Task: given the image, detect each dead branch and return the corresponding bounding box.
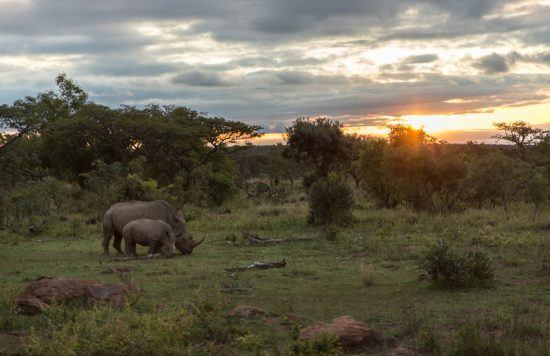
[226,258,286,272]
[242,232,313,245]
[220,287,252,293]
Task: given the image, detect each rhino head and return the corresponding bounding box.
[175,234,206,255]
[171,213,205,255]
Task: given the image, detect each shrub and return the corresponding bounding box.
[417,328,443,355]
[450,324,504,356]
[285,333,344,356]
[307,177,353,226]
[23,294,244,355]
[80,160,125,214]
[420,240,493,288]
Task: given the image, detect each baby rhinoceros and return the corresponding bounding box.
[122,219,176,257]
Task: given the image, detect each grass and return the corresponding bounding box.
[1,196,550,354]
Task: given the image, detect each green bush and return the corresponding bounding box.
[307,177,353,226]
[23,294,244,355]
[420,240,494,288]
[285,333,343,356]
[80,160,125,214]
[450,324,504,356]
[417,328,443,355]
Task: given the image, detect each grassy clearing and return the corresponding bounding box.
[1,197,550,354]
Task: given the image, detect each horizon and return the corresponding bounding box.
[0,0,549,142]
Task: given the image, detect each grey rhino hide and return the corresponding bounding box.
[102,200,203,255]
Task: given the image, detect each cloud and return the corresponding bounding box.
[402,54,439,65]
[0,0,548,133]
[474,53,510,74]
[171,69,230,87]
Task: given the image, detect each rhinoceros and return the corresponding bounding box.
[102,200,204,255]
[123,219,175,257]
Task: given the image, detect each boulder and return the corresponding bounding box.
[299,315,384,350]
[16,277,140,315]
[227,305,265,318]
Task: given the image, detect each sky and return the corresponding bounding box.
[0,0,549,143]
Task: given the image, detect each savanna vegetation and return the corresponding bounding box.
[1,76,549,355]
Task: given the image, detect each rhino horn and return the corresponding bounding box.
[192,234,206,248]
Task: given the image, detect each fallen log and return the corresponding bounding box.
[226,259,286,272]
[243,232,313,245]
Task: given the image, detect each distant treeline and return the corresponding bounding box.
[1,75,549,232]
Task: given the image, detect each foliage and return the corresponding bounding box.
[493,121,550,160]
[450,324,505,356]
[387,124,435,147]
[285,333,344,356]
[0,75,262,208]
[23,296,243,355]
[80,160,126,214]
[359,136,398,208]
[0,176,71,232]
[359,127,467,212]
[284,117,352,181]
[232,144,307,187]
[420,240,494,288]
[417,328,443,355]
[463,150,547,209]
[307,176,354,226]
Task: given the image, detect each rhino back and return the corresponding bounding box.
[107,200,175,234]
[124,219,168,245]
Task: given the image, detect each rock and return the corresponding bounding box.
[391,346,417,356]
[16,296,50,315]
[299,316,384,350]
[227,305,265,318]
[16,277,140,315]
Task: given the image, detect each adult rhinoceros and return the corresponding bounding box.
[102,200,204,255]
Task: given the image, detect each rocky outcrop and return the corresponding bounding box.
[299,315,384,350]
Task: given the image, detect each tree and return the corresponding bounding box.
[493,121,549,160]
[284,118,352,183]
[1,75,263,207]
[358,126,467,212]
[199,116,262,153]
[464,150,536,209]
[0,73,86,156]
[358,136,398,207]
[387,124,434,148]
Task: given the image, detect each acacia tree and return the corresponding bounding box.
[493,121,549,160]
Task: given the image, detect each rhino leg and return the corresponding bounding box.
[102,227,113,255]
[113,231,124,255]
[125,238,137,256]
